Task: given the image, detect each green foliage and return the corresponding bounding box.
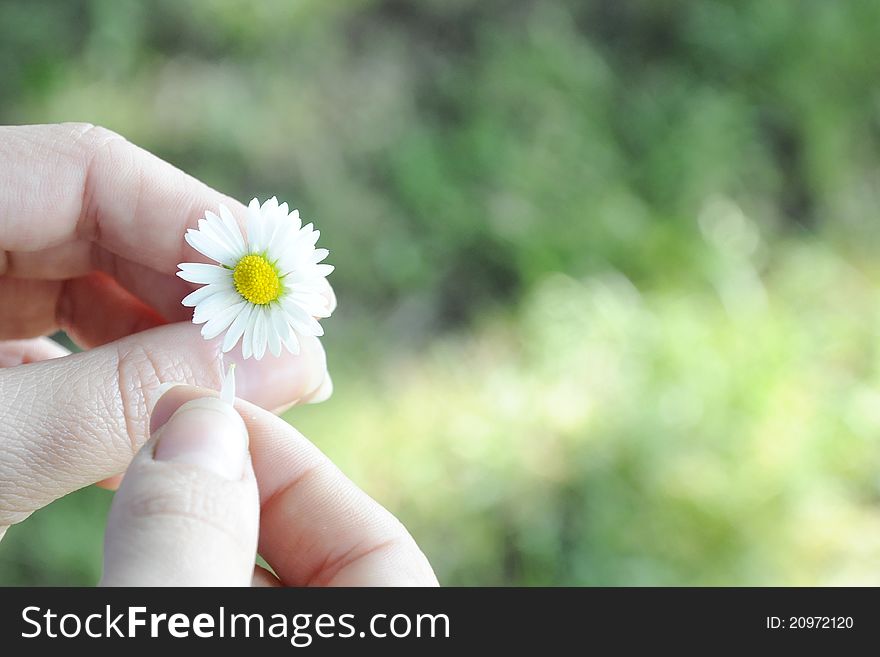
[2,0,880,585]
[295,239,880,585]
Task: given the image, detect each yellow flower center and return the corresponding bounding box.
[232,254,282,305]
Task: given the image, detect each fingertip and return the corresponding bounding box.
[96,473,124,491]
[305,372,333,405]
[229,334,327,410]
[0,337,71,367]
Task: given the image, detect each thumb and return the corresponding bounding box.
[101,392,258,586]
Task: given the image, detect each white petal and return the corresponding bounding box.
[182,283,227,308]
[242,308,256,360]
[177,263,231,285]
[314,263,334,277]
[185,229,237,266]
[267,306,283,357]
[193,290,241,324]
[220,364,236,405]
[266,218,297,263]
[311,248,329,263]
[288,290,327,305]
[288,278,330,294]
[199,212,240,255]
[203,211,244,258]
[261,196,279,216]
[277,239,316,275]
[314,277,337,315]
[201,301,247,340]
[289,291,331,318]
[288,209,302,231]
[281,298,311,322]
[218,205,247,254]
[270,303,292,339]
[253,308,268,360]
[247,198,264,251]
[280,321,301,355]
[282,299,324,336]
[248,219,265,253]
[184,224,233,261]
[296,316,324,337]
[222,303,254,353]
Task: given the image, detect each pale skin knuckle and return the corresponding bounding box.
[112,342,164,454]
[124,476,235,524]
[111,338,218,453]
[113,340,187,452]
[58,123,126,168]
[69,123,124,153]
[73,123,130,240]
[65,121,98,140]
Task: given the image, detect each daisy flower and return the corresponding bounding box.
[177,197,334,360]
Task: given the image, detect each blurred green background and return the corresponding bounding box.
[3,0,880,585]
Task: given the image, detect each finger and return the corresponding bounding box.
[0,277,61,339]
[0,123,247,274]
[58,274,168,348]
[0,337,70,367]
[97,252,198,322]
[250,402,436,586]
[4,245,336,327]
[95,474,124,491]
[0,273,166,346]
[0,321,328,528]
[3,240,93,279]
[301,372,333,405]
[0,123,246,322]
[312,277,338,316]
[101,396,258,586]
[3,242,193,323]
[152,388,438,586]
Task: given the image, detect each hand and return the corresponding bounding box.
[0,124,331,540]
[101,386,438,586]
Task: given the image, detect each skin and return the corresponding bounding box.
[0,123,437,585]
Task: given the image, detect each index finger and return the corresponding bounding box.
[0,123,244,271]
[0,123,246,320]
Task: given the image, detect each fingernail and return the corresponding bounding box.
[153,398,248,480]
[306,372,333,404]
[150,385,198,434]
[150,382,186,419]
